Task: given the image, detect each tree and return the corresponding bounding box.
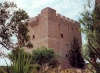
[12,9,33,48]
[79,0,100,69]
[8,47,32,62]
[93,0,100,47]
[79,0,95,65]
[32,47,59,69]
[80,0,100,72]
[0,48,38,73]
[84,44,100,73]
[0,1,17,50]
[0,1,33,51]
[79,0,94,45]
[68,37,85,68]
[82,44,90,59]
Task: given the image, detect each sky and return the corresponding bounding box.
[0,0,88,21]
[0,0,95,65]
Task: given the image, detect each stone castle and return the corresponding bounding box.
[96,0,100,6]
[26,7,82,69]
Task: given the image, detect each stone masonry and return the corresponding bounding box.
[25,7,82,69]
[96,0,100,6]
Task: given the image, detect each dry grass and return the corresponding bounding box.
[39,68,93,73]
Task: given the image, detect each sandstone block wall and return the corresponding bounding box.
[96,0,100,6]
[26,7,82,69]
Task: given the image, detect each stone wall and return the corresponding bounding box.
[96,0,100,6]
[26,7,82,69]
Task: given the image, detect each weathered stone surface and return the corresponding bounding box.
[96,0,100,6]
[26,7,82,69]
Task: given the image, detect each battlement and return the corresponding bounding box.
[41,7,56,17]
[41,7,79,23]
[29,7,79,26]
[29,16,39,27]
[41,7,56,13]
[29,7,80,29]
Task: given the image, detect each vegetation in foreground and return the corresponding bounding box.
[80,0,100,73]
[0,48,37,73]
[0,0,100,73]
[68,37,85,69]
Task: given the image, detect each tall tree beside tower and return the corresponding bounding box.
[68,37,85,69]
[0,1,33,57]
[0,1,17,50]
[0,1,33,50]
[79,0,100,71]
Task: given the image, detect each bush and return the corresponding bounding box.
[0,48,37,73]
[32,47,59,69]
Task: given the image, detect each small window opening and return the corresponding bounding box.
[66,54,67,57]
[61,34,63,38]
[59,24,60,25]
[99,30,100,33]
[72,28,73,30]
[66,44,68,45]
[33,35,35,39]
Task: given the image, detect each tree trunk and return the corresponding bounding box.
[91,56,97,70]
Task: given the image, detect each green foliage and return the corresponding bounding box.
[84,44,100,73]
[8,47,59,73]
[26,42,33,48]
[12,9,33,48]
[92,5,100,47]
[68,37,85,68]
[0,1,33,51]
[0,48,38,73]
[0,66,11,73]
[0,1,17,50]
[8,48,31,62]
[32,47,59,68]
[82,44,90,59]
[80,0,100,72]
[80,0,100,58]
[79,0,94,44]
[11,9,29,22]
[79,0,97,46]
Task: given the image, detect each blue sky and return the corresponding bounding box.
[0,0,95,65]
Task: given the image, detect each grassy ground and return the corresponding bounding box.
[0,66,93,73]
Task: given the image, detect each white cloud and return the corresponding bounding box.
[10,0,88,21]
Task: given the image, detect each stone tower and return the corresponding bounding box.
[96,0,100,6]
[26,7,82,69]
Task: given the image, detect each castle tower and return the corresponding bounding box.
[26,7,82,69]
[96,0,100,6]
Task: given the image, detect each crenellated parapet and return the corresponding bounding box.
[29,7,79,27]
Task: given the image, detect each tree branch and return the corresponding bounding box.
[0,41,9,50]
